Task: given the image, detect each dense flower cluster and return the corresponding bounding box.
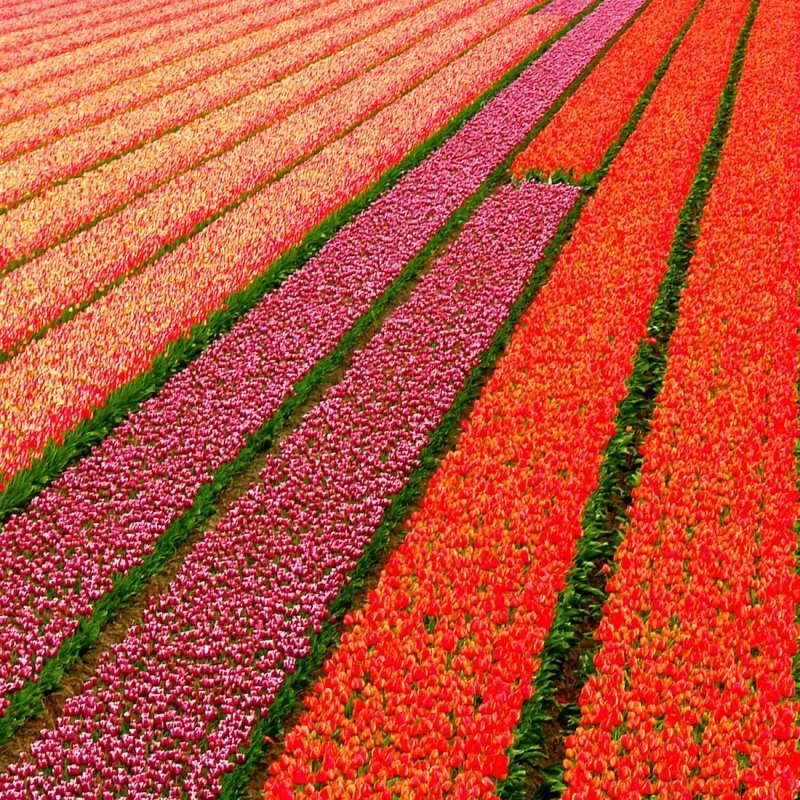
[0,0,288,124]
[0,0,390,160]
[262,0,752,794]
[511,0,698,180]
[0,0,283,95]
[563,0,800,795]
[0,181,577,799]
[0,0,589,489]
[0,0,467,269]
[0,30,573,725]
[0,0,399,203]
[0,0,536,351]
[0,0,229,73]
[0,0,290,99]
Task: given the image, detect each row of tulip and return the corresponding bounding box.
[0,0,381,201]
[0,0,184,50]
[0,0,292,124]
[0,0,286,94]
[0,0,242,73]
[511,0,698,182]
[0,0,120,28]
[0,0,583,731]
[563,0,800,794]
[0,0,540,356]
[0,180,578,800]
[260,0,753,794]
[0,0,603,742]
[0,0,381,162]
[0,0,601,494]
[0,0,510,276]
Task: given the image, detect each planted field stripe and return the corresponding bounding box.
[0,0,323,96]
[0,0,176,29]
[0,181,576,799]
[0,0,453,272]
[0,0,244,72]
[0,0,375,187]
[0,0,389,160]
[261,0,755,794]
[0,0,507,281]
[0,0,186,50]
[511,0,698,181]
[0,13,559,487]
[0,0,315,125]
[0,0,591,745]
[0,0,538,355]
[563,0,800,795]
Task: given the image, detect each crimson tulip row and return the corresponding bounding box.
[0,0,293,125]
[0,180,577,800]
[0,0,595,493]
[563,0,800,794]
[511,0,698,182]
[0,0,516,280]
[0,0,288,94]
[0,0,387,162]
[0,0,596,740]
[0,0,379,201]
[260,0,754,794]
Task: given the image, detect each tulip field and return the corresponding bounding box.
[0,0,797,797]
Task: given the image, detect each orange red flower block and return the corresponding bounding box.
[563,0,800,795]
[263,0,752,796]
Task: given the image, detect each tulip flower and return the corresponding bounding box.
[564,0,800,794]
[0,180,576,797]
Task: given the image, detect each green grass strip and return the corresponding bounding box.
[0,0,592,525]
[496,1,761,796]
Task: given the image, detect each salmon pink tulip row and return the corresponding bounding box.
[0,28,582,725]
[0,0,293,94]
[0,0,523,282]
[563,0,800,795]
[0,0,400,161]
[0,180,577,799]
[0,0,607,491]
[512,0,698,181]
[0,0,139,33]
[0,0,388,199]
[261,0,755,795]
[0,0,246,74]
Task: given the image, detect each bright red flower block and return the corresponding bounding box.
[564,0,800,796]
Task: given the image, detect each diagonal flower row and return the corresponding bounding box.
[0,0,612,492]
[511,0,697,181]
[0,0,289,125]
[563,0,800,794]
[0,0,377,199]
[0,180,578,800]
[0,0,595,739]
[261,0,754,794]
[0,0,532,346]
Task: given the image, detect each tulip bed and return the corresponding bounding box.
[0,0,479,271]
[1,0,797,797]
[0,0,541,353]
[0,180,578,798]
[562,0,800,794]
[511,0,698,183]
[261,0,759,794]
[0,0,627,495]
